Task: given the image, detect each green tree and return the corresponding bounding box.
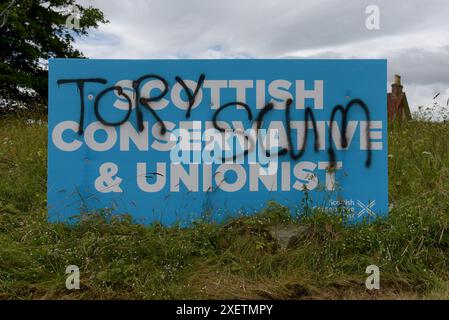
[0,0,107,113]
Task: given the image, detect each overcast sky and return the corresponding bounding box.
[74,0,449,112]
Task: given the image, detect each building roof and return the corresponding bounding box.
[387,75,411,121]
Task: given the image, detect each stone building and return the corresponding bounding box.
[387,74,411,121]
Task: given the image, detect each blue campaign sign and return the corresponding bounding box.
[48,59,387,225]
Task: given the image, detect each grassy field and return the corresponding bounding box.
[1,113,449,299]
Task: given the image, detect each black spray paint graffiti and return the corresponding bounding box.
[133,74,168,133]
[328,99,372,167]
[57,73,372,168]
[255,99,320,160]
[94,85,132,127]
[56,78,107,135]
[175,73,205,119]
[212,101,254,162]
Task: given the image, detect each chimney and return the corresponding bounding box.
[392,74,403,97]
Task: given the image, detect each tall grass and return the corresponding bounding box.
[0,113,449,299]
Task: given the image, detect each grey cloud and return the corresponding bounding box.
[388,45,449,86]
[79,0,449,57]
[74,0,449,104]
